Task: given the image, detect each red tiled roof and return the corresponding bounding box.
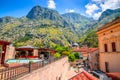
[69,70,98,80]
[73,47,98,53]
[73,47,91,53]
[73,46,98,57]
[106,72,120,80]
[82,53,88,57]
[89,48,98,52]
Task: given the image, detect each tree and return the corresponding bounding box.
[68,53,75,62]
[74,52,80,59]
[54,53,61,58]
[54,45,72,55]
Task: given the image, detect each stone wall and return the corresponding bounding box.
[18,57,70,80]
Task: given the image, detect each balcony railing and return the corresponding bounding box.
[0,56,65,80]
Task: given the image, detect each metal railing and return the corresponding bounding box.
[0,56,65,80]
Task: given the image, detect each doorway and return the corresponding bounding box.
[105,62,109,72]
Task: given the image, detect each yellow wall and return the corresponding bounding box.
[100,53,120,72]
[97,18,120,72]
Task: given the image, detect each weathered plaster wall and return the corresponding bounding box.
[18,57,70,80]
[97,18,120,72]
[5,45,15,61]
[100,53,120,72]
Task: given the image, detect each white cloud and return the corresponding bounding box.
[85,4,99,16]
[65,9,75,13]
[85,0,120,20]
[93,12,102,20]
[48,0,56,9]
[100,0,120,12]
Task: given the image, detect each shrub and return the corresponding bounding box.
[74,52,80,59]
[62,51,71,56]
[68,53,75,62]
[54,53,61,58]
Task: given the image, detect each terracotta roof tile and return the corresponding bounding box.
[69,70,98,80]
[73,47,98,56]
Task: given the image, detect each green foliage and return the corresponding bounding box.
[54,45,72,55]
[99,8,120,21]
[0,6,120,49]
[54,53,61,58]
[74,52,80,59]
[62,51,71,56]
[54,45,65,53]
[68,52,83,62]
[62,13,92,36]
[79,30,98,47]
[68,53,75,62]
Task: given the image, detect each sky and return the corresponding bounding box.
[0,0,120,20]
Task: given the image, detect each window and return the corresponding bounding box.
[104,44,108,52]
[105,62,109,72]
[112,42,116,52]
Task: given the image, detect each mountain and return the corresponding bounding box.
[26,6,74,29]
[99,8,120,21]
[0,5,120,48]
[79,8,120,47]
[0,5,79,48]
[27,5,61,20]
[62,13,90,23]
[62,13,94,36]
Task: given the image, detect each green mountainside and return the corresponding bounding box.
[0,6,78,48]
[62,13,93,36]
[79,8,120,47]
[99,8,120,21]
[0,5,120,48]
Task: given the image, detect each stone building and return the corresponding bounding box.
[88,48,99,70]
[97,17,120,72]
[73,46,99,70]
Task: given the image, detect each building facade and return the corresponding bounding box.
[97,18,120,72]
[73,46,99,70]
[5,45,16,61]
[88,48,99,70]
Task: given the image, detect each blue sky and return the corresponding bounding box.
[0,0,120,19]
